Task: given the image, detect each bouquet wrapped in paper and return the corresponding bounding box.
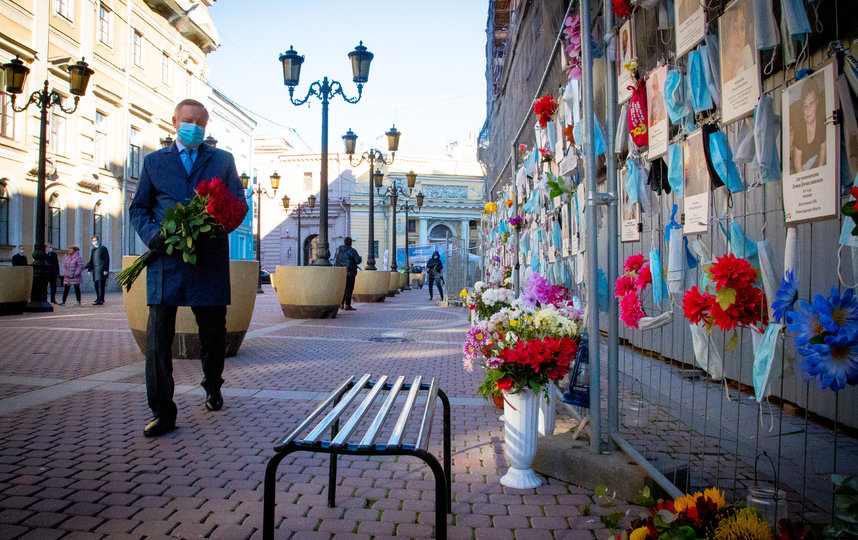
[116,178,246,291]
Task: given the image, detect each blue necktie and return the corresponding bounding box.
[181,148,195,174]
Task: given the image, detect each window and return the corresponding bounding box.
[0,90,15,139]
[161,52,172,86]
[0,183,8,245]
[92,201,103,240]
[55,0,72,20]
[407,219,416,234]
[98,4,112,46]
[132,31,143,66]
[48,194,62,249]
[129,126,140,179]
[50,113,67,156]
[185,70,192,97]
[303,172,312,190]
[95,112,108,169]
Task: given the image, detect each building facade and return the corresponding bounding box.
[0,0,254,287]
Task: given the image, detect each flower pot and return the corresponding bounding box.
[538,384,556,437]
[491,394,504,409]
[386,271,399,297]
[0,266,33,315]
[398,272,408,290]
[410,273,424,289]
[273,265,346,319]
[122,256,258,358]
[500,388,543,489]
[352,270,388,303]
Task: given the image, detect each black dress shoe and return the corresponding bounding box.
[205,388,224,411]
[143,418,176,438]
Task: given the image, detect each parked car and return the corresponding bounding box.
[259,270,271,285]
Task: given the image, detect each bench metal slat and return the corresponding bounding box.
[414,378,439,451]
[329,375,389,448]
[277,375,355,448]
[303,373,372,444]
[387,375,423,448]
[357,375,405,450]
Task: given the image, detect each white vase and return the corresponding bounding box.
[500,388,543,489]
[538,384,556,437]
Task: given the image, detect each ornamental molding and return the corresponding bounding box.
[421,184,467,199]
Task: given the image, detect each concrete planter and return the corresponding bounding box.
[0,266,33,315]
[398,272,408,291]
[352,270,388,303]
[274,265,346,319]
[386,271,400,297]
[122,256,259,358]
[409,273,424,289]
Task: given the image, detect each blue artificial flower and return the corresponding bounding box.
[771,270,798,324]
[797,329,858,391]
[816,286,858,334]
[787,299,824,346]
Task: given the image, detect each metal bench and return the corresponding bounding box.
[262,374,451,539]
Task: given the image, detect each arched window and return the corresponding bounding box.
[93,201,103,241]
[47,193,62,248]
[0,182,8,245]
[428,224,453,244]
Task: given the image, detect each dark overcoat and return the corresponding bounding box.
[129,142,248,307]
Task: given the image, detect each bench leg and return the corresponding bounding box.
[263,450,291,540]
[415,452,448,540]
[328,451,338,508]
[439,389,452,513]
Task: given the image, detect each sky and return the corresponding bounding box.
[206,1,489,158]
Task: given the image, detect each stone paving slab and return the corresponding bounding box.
[0,287,624,539]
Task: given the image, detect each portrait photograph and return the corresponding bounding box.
[617,19,636,104]
[782,62,839,225]
[719,0,761,124]
[675,0,706,57]
[620,168,641,242]
[684,130,710,235]
[647,66,669,159]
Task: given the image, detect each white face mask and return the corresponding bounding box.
[92,242,98,248]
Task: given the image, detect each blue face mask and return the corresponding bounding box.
[708,130,745,193]
[664,69,690,124]
[667,143,684,196]
[177,122,205,147]
[688,49,713,113]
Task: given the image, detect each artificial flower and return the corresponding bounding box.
[787,300,825,346]
[509,216,524,230]
[624,253,646,273]
[710,285,764,332]
[798,330,858,391]
[708,253,758,290]
[771,270,798,324]
[563,124,576,145]
[534,95,558,128]
[484,201,498,214]
[612,0,632,18]
[703,487,726,509]
[615,275,636,298]
[505,199,513,208]
[683,286,714,325]
[620,292,645,328]
[518,143,527,159]
[496,375,514,392]
[815,286,858,333]
[629,527,649,540]
[712,507,774,540]
[635,264,652,288]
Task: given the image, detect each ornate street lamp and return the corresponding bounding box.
[343,124,400,271]
[204,134,218,147]
[378,171,422,273]
[241,171,279,293]
[160,134,174,148]
[282,193,316,266]
[2,57,94,312]
[279,42,373,266]
[398,183,424,289]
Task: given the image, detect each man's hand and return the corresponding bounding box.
[149,235,167,251]
[103,271,108,276]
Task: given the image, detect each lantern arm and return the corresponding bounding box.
[329,79,362,104]
[288,80,323,107]
[53,92,80,114]
[10,82,80,114]
[348,148,393,168]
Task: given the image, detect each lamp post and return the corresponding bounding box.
[160,134,173,148]
[281,193,317,266]
[398,187,424,289]
[279,42,373,265]
[240,171,280,293]
[378,170,418,272]
[2,57,94,313]
[342,124,400,270]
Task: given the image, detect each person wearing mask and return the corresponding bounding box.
[426,251,444,301]
[334,237,362,311]
[46,243,60,304]
[86,236,110,305]
[61,246,83,306]
[130,98,248,438]
[11,245,27,266]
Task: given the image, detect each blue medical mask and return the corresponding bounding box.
[650,247,665,303]
[625,159,640,204]
[754,0,780,50]
[708,130,744,193]
[177,122,205,147]
[688,49,713,113]
[664,69,690,125]
[782,0,810,40]
[667,143,684,196]
[753,323,783,402]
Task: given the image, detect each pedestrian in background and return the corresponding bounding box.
[61,245,83,306]
[130,98,248,438]
[86,235,110,305]
[12,245,27,266]
[426,251,444,301]
[46,243,60,304]
[334,237,362,311]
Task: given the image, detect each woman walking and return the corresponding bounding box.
[61,245,83,306]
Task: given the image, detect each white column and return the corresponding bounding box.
[418,218,428,245]
[460,218,470,250]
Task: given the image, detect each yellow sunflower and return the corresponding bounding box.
[673,493,698,513]
[629,526,649,540]
[703,487,726,509]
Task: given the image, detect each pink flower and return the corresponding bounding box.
[624,254,646,273]
[620,292,645,328]
[636,265,652,288]
[615,275,636,298]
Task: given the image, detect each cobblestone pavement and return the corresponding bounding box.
[0,287,630,539]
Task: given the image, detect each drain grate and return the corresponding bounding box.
[366,337,411,343]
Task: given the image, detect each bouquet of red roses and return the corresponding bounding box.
[116,178,246,291]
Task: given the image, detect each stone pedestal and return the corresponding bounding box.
[274,265,346,319]
[352,270,388,303]
[386,271,399,297]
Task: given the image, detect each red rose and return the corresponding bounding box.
[496,375,514,392]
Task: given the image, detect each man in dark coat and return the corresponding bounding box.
[129,98,248,438]
[11,245,27,266]
[426,251,444,301]
[334,237,362,310]
[87,236,110,305]
[46,243,60,304]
